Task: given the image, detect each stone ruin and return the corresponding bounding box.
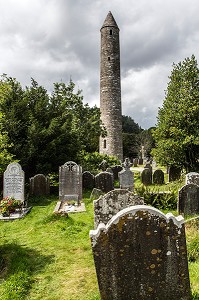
[90,205,191,300]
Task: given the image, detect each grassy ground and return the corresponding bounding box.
[0,178,198,299]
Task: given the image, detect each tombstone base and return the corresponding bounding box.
[0,207,32,220]
[54,201,86,214]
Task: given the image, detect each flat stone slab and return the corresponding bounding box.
[0,207,32,220]
[54,201,86,214]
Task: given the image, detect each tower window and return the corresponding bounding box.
[110,29,112,35]
[108,57,110,61]
[104,139,106,149]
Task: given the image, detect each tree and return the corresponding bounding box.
[152,55,199,172]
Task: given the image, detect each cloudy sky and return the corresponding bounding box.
[0,0,199,129]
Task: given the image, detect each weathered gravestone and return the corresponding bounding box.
[141,168,152,185]
[90,205,191,300]
[82,171,95,190]
[185,172,199,186]
[153,169,164,185]
[3,162,25,202]
[95,172,114,193]
[178,183,199,216]
[59,161,82,204]
[168,165,181,182]
[93,189,144,229]
[30,174,50,196]
[119,158,134,191]
[111,165,123,180]
[133,158,138,167]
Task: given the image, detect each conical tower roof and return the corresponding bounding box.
[101,11,119,29]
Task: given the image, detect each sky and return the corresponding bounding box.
[0,0,199,129]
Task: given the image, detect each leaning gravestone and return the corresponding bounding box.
[95,172,114,193]
[3,162,25,202]
[59,161,82,204]
[119,158,134,191]
[185,172,199,186]
[90,205,191,300]
[153,169,164,185]
[141,168,152,185]
[178,183,199,216]
[168,165,181,182]
[30,174,50,196]
[93,189,144,229]
[82,171,95,190]
[111,165,123,180]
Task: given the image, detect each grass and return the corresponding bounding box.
[0,176,198,299]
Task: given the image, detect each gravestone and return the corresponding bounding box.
[168,166,181,182]
[119,158,134,191]
[144,162,152,173]
[99,160,108,171]
[30,174,50,196]
[111,165,123,180]
[185,172,199,186]
[153,169,164,185]
[138,158,143,165]
[90,205,191,300]
[141,168,152,185]
[3,162,25,202]
[95,172,114,193]
[59,161,82,204]
[93,189,144,229]
[178,183,199,216]
[82,171,95,190]
[133,158,138,167]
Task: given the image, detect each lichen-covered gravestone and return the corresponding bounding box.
[119,158,134,191]
[153,169,164,185]
[185,172,199,185]
[95,172,114,193]
[90,205,191,300]
[30,174,50,196]
[82,171,95,190]
[141,168,152,185]
[3,162,25,202]
[93,189,144,228]
[178,183,199,216]
[59,161,82,204]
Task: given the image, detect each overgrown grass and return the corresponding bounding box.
[0,178,198,299]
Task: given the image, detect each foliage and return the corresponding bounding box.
[122,115,142,134]
[123,133,140,159]
[152,55,199,172]
[138,127,156,158]
[0,197,22,215]
[78,151,120,173]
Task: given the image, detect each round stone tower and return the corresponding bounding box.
[99,11,123,161]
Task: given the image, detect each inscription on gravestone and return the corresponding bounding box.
[3,162,25,202]
[90,205,191,300]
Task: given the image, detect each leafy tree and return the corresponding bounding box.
[122,115,142,134]
[152,55,199,172]
[139,127,155,158]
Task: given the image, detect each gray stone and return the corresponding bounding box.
[30,174,50,196]
[82,171,95,190]
[119,168,134,191]
[93,189,144,229]
[168,166,181,182]
[185,172,199,185]
[95,172,114,193]
[153,169,164,185]
[178,183,199,216]
[111,165,123,180]
[141,168,152,186]
[59,161,82,204]
[3,162,25,202]
[90,205,191,300]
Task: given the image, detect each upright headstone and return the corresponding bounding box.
[111,165,123,180]
[94,189,144,229]
[141,168,152,186]
[82,171,95,190]
[138,158,143,165]
[119,158,134,191]
[59,161,82,204]
[185,172,199,186]
[153,169,164,185]
[3,162,25,202]
[133,158,138,167]
[168,166,181,182]
[144,162,152,173]
[90,205,191,300]
[30,174,50,196]
[95,172,114,193]
[178,183,199,216]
